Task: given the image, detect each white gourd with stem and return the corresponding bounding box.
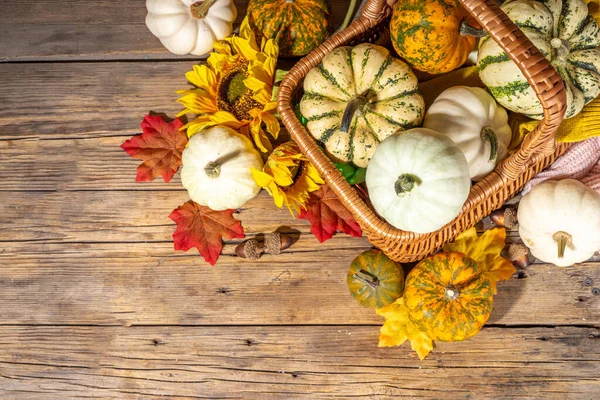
[146,0,237,56]
[366,128,471,234]
[518,179,600,267]
[423,86,512,181]
[180,126,263,211]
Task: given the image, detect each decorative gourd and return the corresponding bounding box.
[389,0,477,74]
[180,126,263,210]
[145,0,237,56]
[423,86,512,181]
[478,0,600,119]
[300,43,424,168]
[518,179,600,267]
[347,249,405,309]
[366,128,471,234]
[247,0,332,57]
[404,252,494,342]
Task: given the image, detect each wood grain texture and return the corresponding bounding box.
[0,0,354,61]
[0,325,599,399]
[0,237,598,326]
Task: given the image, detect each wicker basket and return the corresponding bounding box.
[278,0,570,263]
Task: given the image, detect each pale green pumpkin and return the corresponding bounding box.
[478,0,600,119]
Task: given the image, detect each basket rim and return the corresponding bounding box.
[277,0,568,246]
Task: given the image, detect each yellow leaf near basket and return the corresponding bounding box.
[443,227,516,295]
[376,297,434,360]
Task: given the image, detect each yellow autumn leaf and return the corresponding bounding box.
[376,297,434,360]
[443,227,516,294]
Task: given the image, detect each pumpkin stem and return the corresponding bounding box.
[337,0,358,32]
[340,94,368,133]
[204,161,221,179]
[395,174,417,196]
[190,0,217,19]
[552,231,573,259]
[459,20,487,37]
[445,285,460,301]
[353,269,380,289]
[551,38,571,61]
[480,126,499,164]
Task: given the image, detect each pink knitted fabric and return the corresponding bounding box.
[522,137,600,195]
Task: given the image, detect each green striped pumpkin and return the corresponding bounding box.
[300,44,425,168]
[478,0,600,119]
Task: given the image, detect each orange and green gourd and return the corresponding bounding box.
[347,249,405,309]
[389,0,478,74]
[247,0,332,57]
[404,252,494,342]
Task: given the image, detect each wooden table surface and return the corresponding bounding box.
[1,0,599,398]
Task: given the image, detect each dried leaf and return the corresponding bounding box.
[377,297,434,360]
[122,115,187,182]
[169,201,244,266]
[297,184,362,242]
[443,227,516,294]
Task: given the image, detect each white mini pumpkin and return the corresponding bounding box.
[146,0,237,56]
[181,126,263,210]
[366,128,471,234]
[477,0,600,119]
[300,43,424,168]
[518,179,600,267]
[423,86,512,181]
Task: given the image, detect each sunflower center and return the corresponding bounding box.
[226,72,247,104]
[282,161,307,192]
[217,61,262,121]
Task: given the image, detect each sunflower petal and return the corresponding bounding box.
[261,112,280,139]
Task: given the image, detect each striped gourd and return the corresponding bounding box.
[247,0,331,57]
[300,44,425,168]
[478,0,600,119]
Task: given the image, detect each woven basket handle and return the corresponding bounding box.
[361,0,567,181]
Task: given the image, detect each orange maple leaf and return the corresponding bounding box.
[122,115,187,182]
[169,201,245,266]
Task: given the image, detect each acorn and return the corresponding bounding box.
[235,232,293,259]
[490,207,518,229]
[508,244,530,269]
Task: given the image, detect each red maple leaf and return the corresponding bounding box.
[298,185,362,243]
[121,115,187,182]
[169,201,245,266]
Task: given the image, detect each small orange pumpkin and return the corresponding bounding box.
[247,0,332,57]
[404,252,493,342]
[347,249,405,309]
[389,0,477,74]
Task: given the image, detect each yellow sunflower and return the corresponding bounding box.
[251,141,324,215]
[176,17,279,153]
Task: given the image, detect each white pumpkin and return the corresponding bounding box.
[146,0,237,56]
[181,126,263,210]
[478,0,600,119]
[518,179,600,267]
[423,86,512,181]
[300,43,424,168]
[366,128,471,234]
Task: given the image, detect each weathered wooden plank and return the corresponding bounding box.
[0,325,599,399]
[0,238,598,326]
[0,131,294,191]
[0,0,354,61]
[0,190,334,239]
[0,62,187,140]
